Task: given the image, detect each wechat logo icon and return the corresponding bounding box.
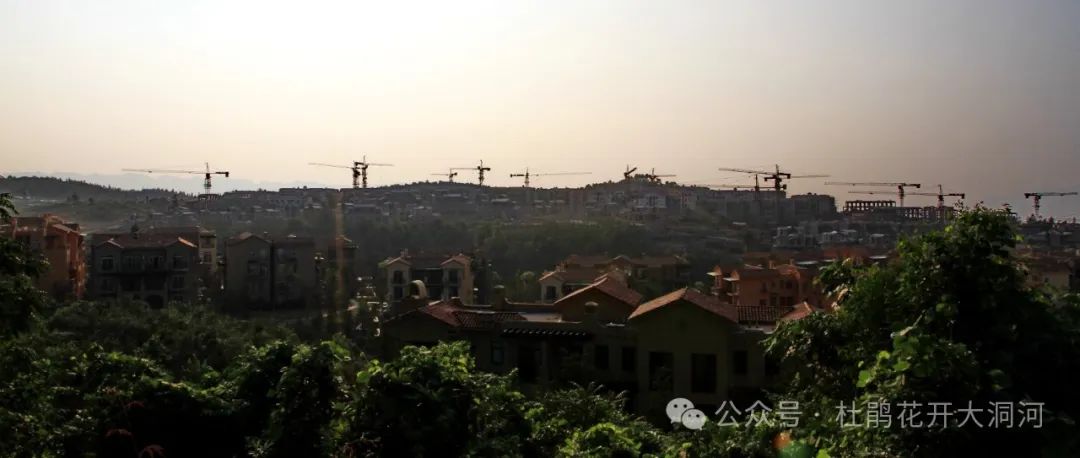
[666,398,708,430]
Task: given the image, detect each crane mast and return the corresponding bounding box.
[509,168,591,188]
[827,181,921,206]
[453,160,492,186]
[1024,192,1078,219]
[121,162,230,194]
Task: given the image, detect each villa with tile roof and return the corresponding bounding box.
[381,275,815,420]
[87,226,203,306]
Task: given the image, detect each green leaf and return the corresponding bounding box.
[857,369,873,388]
[893,360,911,372]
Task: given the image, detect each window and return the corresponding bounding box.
[648,352,674,391]
[733,350,749,376]
[150,256,164,270]
[491,342,505,366]
[447,269,460,284]
[691,354,718,393]
[171,276,185,290]
[594,345,609,370]
[172,255,188,269]
[545,286,557,301]
[392,270,404,284]
[201,252,212,264]
[123,256,140,271]
[393,286,404,300]
[101,256,115,272]
[621,347,636,373]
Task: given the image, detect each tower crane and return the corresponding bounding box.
[1024,192,1078,219]
[122,162,230,194]
[509,168,591,187]
[431,170,458,183]
[719,165,828,193]
[707,184,759,191]
[909,185,965,209]
[826,181,921,206]
[621,165,674,183]
[717,164,829,224]
[703,174,763,192]
[643,168,675,184]
[452,160,492,186]
[309,156,392,189]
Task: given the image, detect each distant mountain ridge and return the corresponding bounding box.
[2,172,338,198]
[0,175,186,201]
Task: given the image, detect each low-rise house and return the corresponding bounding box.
[547,253,691,297]
[628,288,769,417]
[538,266,628,303]
[1,214,86,300]
[87,226,202,306]
[711,261,825,309]
[325,235,361,298]
[224,233,317,310]
[380,251,476,306]
[382,278,812,420]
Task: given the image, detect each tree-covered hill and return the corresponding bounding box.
[0,175,186,202]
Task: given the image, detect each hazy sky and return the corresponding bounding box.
[2,1,1079,216]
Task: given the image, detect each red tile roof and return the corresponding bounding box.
[779,302,818,322]
[414,302,525,329]
[93,233,197,249]
[731,268,783,280]
[556,276,643,307]
[563,254,688,268]
[539,267,607,284]
[440,254,472,266]
[736,305,789,324]
[629,288,737,322]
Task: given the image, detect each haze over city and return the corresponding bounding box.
[3,0,1079,216]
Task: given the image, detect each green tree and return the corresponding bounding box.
[767,208,1080,456]
[340,342,531,457]
[0,193,47,335]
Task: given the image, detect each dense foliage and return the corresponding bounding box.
[767,208,1080,456]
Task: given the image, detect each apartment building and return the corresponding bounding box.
[1,214,86,300]
[224,233,317,310]
[87,227,202,306]
[380,251,476,306]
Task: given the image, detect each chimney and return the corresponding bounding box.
[492,285,507,310]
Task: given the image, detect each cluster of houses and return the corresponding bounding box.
[6,210,1080,419]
